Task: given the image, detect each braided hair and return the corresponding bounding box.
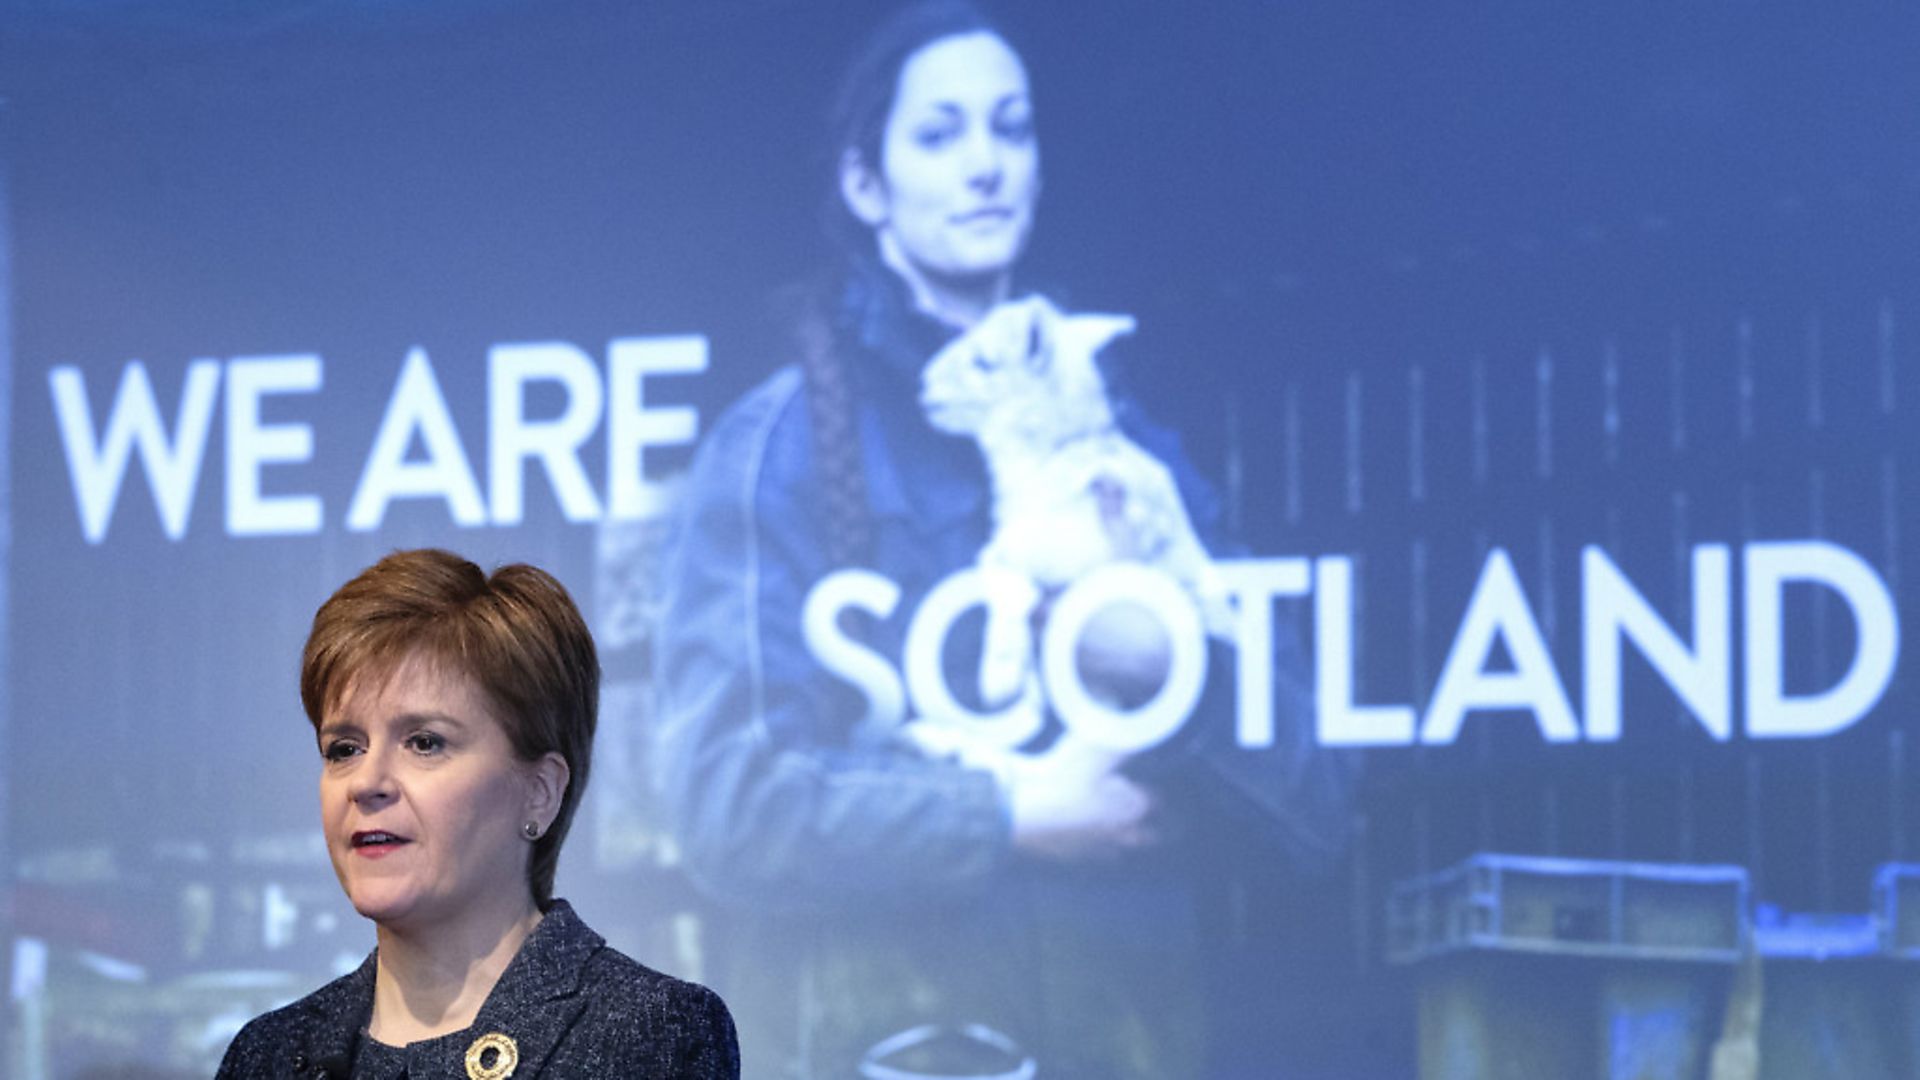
[796,286,874,568]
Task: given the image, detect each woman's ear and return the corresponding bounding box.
[526,752,570,828]
[839,148,889,228]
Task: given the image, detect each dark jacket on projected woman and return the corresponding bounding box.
[213,900,739,1079]
[650,258,1351,1072]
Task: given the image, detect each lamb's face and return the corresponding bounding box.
[919,298,1050,435]
[918,298,1135,436]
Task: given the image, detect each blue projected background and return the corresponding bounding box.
[3,2,1918,1077]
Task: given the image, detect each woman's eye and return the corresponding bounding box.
[322,740,360,763]
[915,122,959,150]
[993,103,1033,144]
[405,732,446,755]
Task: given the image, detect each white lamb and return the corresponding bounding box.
[915,295,1231,743]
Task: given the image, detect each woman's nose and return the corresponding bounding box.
[350,747,397,806]
[962,129,1004,190]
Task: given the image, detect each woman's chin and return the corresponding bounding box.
[347,886,426,927]
[938,245,1023,283]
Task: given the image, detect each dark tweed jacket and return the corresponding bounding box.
[215,900,739,1078]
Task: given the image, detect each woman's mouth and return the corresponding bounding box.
[351,831,412,857]
[953,207,1013,226]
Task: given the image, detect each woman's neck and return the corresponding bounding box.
[876,234,1007,328]
[367,897,544,1046]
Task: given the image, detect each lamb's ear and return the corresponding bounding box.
[1065,313,1137,357]
[1024,309,1048,371]
[1014,296,1057,371]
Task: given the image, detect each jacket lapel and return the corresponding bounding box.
[294,954,375,1075]
[462,900,599,1077]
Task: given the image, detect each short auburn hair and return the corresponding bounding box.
[300,548,598,908]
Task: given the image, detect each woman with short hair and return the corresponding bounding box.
[219,548,738,1079]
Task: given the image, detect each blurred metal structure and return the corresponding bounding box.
[1391,854,1746,1079]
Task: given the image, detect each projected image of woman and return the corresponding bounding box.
[218,550,738,1078]
[655,3,1348,1076]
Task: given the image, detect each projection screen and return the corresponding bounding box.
[4,2,1918,1077]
